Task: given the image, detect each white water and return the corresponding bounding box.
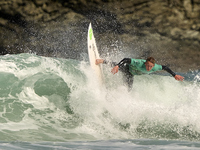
[0,53,200,143]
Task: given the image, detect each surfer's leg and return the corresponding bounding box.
[120,65,134,91]
[125,73,134,91]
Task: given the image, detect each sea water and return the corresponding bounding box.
[0,53,200,150]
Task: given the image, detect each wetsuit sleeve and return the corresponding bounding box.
[103,60,117,66]
[162,65,176,77]
[103,58,131,67]
[116,58,131,68]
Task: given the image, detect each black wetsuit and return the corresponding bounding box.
[103,58,176,91]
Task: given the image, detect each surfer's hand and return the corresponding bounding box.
[95,59,104,65]
[174,75,184,81]
[111,66,119,74]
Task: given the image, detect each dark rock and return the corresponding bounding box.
[0,0,200,72]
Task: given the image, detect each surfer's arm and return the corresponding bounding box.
[96,59,117,66]
[162,65,184,81]
[162,66,176,77]
[111,58,131,74]
[116,58,131,68]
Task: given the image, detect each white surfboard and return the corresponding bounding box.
[87,23,103,84]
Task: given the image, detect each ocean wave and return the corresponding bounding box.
[0,53,200,142]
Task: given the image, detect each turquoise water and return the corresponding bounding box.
[0,53,200,149]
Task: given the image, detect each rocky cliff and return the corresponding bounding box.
[0,0,200,72]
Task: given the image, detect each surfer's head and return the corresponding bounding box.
[145,57,155,71]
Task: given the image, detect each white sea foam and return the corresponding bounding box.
[0,53,199,141]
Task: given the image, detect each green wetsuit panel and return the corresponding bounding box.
[129,59,162,75]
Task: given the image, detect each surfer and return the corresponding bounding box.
[96,57,184,91]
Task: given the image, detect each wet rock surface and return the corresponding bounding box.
[0,0,200,72]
